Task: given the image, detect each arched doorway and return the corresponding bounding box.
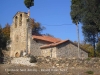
[15,52,20,57]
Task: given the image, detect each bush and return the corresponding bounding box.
[86,70,94,74]
[86,57,91,61]
[29,55,37,63]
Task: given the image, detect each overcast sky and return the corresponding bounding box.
[0,0,84,42]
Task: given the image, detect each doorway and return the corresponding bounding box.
[15,52,20,57]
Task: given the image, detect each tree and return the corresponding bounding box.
[82,24,97,56]
[30,18,45,34]
[0,24,10,50]
[96,42,100,53]
[24,0,34,9]
[81,43,94,57]
[70,0,84,58]
[70,0,83,24]
[0,25,5,63]
[70,0,100,57]
[24,0,34,17]
[2,23,10,40]
[45,33,54,37]
[81,0,100,57]
[74,41,94,57]
[0,25,3,49]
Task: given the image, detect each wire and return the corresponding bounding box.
[41,24,74,26]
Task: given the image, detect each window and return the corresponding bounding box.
[19,14,22,26]
[15,16,17,28]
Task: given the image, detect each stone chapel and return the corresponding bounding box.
[10,12,88,59]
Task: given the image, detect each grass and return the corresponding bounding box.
[86,57,91,61]
[86,70,94,74]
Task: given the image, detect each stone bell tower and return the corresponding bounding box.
[10,12,32,57]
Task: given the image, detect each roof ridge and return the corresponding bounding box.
[33,34,61,43]
[40,40,69,49]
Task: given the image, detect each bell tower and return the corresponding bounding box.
[10,12,32,57]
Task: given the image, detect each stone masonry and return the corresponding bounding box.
[41,41,88,59]
[10,11,88,59]
[10,12,32,57]
[11,57,36,66]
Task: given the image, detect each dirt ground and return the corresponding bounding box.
[0,63,100,75]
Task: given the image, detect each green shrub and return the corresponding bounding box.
[29,55,37,63]
[86,57,91,61]
[86,70,94,74]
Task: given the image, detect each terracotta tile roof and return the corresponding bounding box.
[32,35,61,43]
[40,40,89,53]
[40,40,69,49]
[32,34,88,53]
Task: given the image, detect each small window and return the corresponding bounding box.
[15,16,17,28]
[19,14,22,26]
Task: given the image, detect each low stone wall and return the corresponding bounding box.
[8,56,100,69]
[11,57,37,66]
[36,57,100,68]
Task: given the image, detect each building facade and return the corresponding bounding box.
[10,12,88,58]
[40,40,88,59]
[10,12,32,57]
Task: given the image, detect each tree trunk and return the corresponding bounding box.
[93,34,96,57]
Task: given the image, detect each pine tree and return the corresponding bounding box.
[70,0,100,57]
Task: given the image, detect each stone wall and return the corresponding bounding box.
[40,41,88,59]
[2,57,100,75]
[6,56,100,68]
[30,40,51,56]
[37,57,100,68]
[56,41,88,59]
[10,12,32,57]
[11,57,36,66]
[41,47,57,58]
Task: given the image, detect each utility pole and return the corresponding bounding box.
[76,22,80,58]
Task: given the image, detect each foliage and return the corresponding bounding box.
[29,55,37,63]
[0,25,8,63]
[95,51,100,57]
[24,0,34,9]
[2,23,10,40]
[0,26,6,49]
[96,42,100,53]
[74,41,94,57]
[45,33,54,37]
[86,57,91,61]
[30,18,45,34]
[70,0,100,56]
[0,24,10,50]
[96,42,100,57]
[86,70,94,74]
[80,43,94,57]
[0,25,4,60]
[70,0,83,24]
